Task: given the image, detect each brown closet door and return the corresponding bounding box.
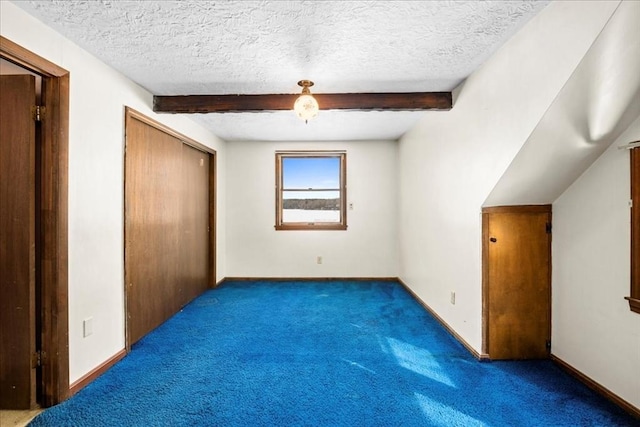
[484,206,551,360]
[179,145,210,307]
[125,113,211,346]
[125,117,182,345]
[0,75,37,408]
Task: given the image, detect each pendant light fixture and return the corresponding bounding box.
[293,80,319,123]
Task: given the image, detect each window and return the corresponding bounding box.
[275,151,347,231]
[629,149,640,313]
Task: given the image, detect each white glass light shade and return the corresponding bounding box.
[294,94,319,121]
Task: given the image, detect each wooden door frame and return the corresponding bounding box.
[481,205,552,358]
[123,107,217,351]
[0,36,69,406]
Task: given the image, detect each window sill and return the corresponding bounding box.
[275,224,347,231]
[625,297,640,314]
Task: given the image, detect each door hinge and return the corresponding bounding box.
[32,105,45,122]
[546,340,551,351]
[545,222,552,234]
[32,350,43,368]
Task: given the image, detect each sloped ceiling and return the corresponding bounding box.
[484,0,640,206]
[12,0,548,141]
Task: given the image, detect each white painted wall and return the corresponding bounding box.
[226,140,398,278]
[553,117,640,408]
[485,0,640,206]
[0,2,227,384]
[397,1,620,352]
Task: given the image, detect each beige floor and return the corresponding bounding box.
[0,409,43,427]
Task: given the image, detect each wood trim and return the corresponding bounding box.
[625,297,640,314]
[124,107,216,155]
[220,277,400,283]
[153,92,453,113]
[630,149,640,314]
[68,349,127,396]
[481,211,490,356]
[0,37,67,76]
[397,279,490,361]
[208,154,217,289]
[551,355,640,419]
[41,70,70,408]
[275,224,348,231]
[275,150,349,154]
[1,36,70,407]
[481,205,552,214]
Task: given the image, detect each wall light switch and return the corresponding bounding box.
[317,256,323,265]
[450,292,456,305]
[83,317,93,337]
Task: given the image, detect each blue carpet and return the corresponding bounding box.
[30,280,637,426]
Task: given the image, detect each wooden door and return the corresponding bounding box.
[483,206,551,360]
[0,75,37,408]
[125,117,182,345]
[179,145,210,307]
[125,111,211,347]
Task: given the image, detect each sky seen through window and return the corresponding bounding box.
[282,157,340,189]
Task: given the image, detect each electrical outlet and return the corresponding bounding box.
[348,202,354,210]
[83,317,93,337]
[450,292,456,305]
[317,256,323,265]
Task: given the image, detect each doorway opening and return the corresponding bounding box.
[0,36,69,408]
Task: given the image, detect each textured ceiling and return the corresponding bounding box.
[13,0,549,141]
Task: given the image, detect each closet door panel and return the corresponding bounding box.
[178,144,210,307]
[125,117,182,345]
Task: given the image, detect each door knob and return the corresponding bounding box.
[489,237,497,243]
